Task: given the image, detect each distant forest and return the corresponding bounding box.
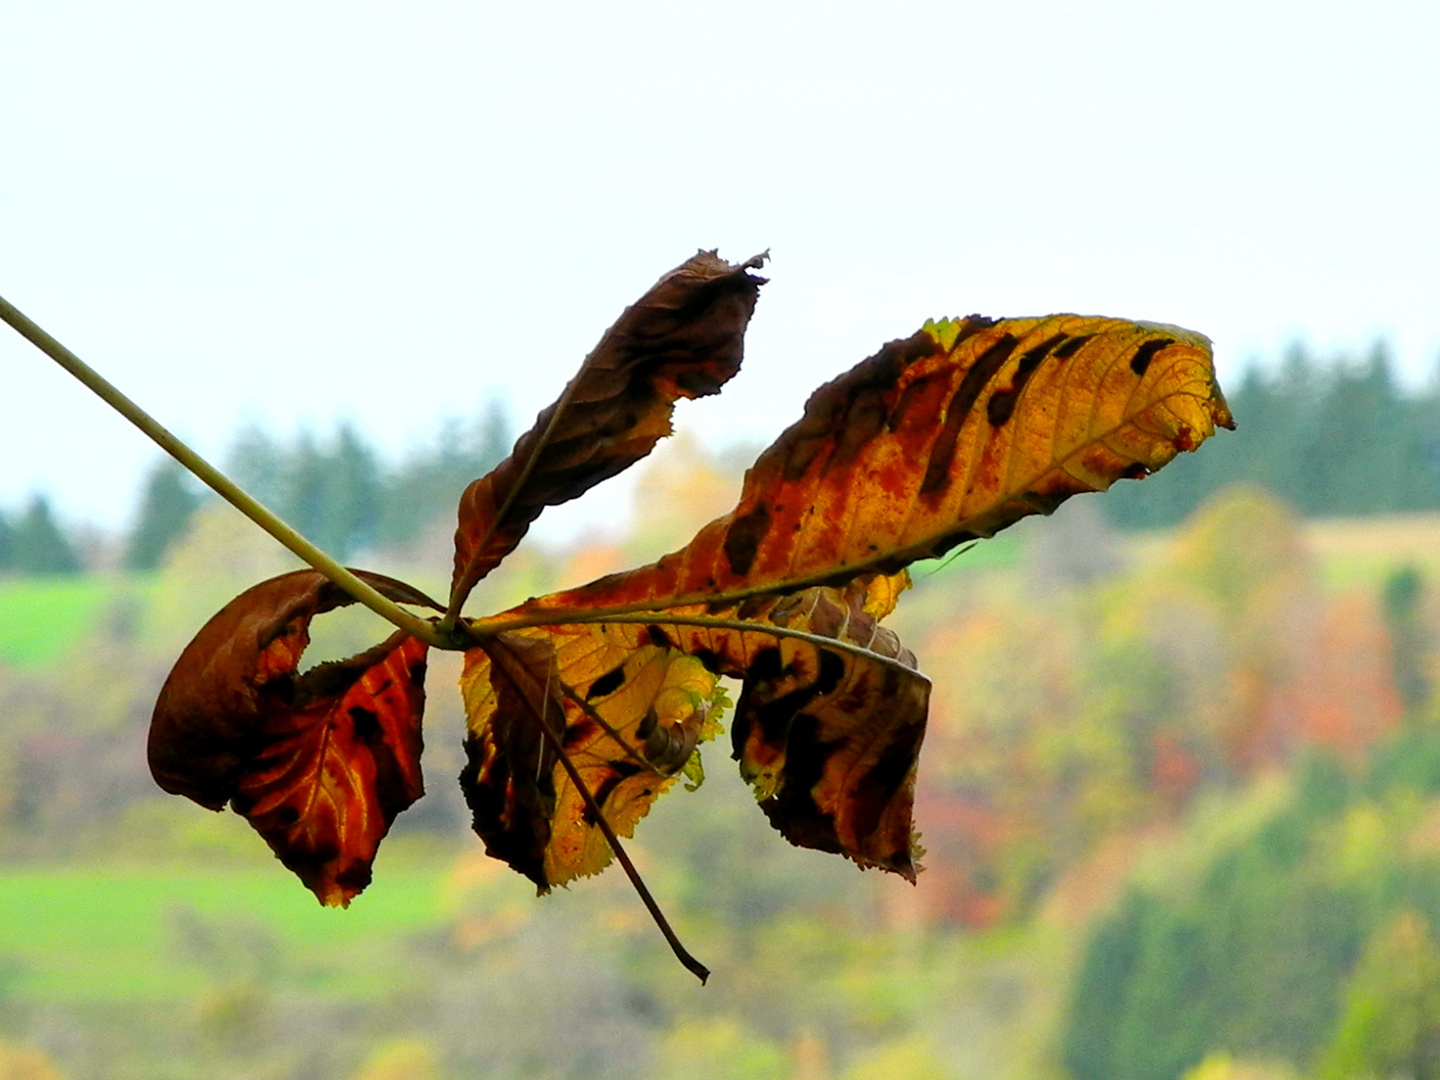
[0,401,512,575]
[2,342,1438,576]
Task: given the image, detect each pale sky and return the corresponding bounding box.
[3,0,1438,534]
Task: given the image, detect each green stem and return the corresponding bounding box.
[0,293,454,650]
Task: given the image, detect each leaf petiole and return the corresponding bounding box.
[0,293,454,650]
[524,612,928,681]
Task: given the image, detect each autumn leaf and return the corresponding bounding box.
[149,569,441,906]
[449,250,767,612]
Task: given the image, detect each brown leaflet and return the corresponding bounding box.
[471,575,929,880]
[149,569,441,906]
[459,630,720,891]
[491,315,1234,622]
[449,250,767,611]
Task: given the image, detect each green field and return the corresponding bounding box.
[0,576,128,668]
[0,862,448,1004]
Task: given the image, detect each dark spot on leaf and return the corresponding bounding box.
[986,389,1018,428]
[676,367,727,395]
[748,647,785,681]
[349,706,382,745]
[584,762,644,824]
[1053,335,1093,359]
[777,334,917,482]
[460,732,552,891]
[644,624,673,650]
[1018,333,1067,375]
[903,333,942,363]
[747,650,841,749]
[279,840,341,882]
[563,718,599,750]
[757,713,843,855]
[889,370,947,432]
[988,332,1068,428]
[782,434,828,482]
[724,502,771,577]
[407,660,427,686]
[1023,491,1072,514]
[693,648,722,674]
[737,596,771,620]
[814,650,846,697]
[831,386,890,468]
[278,805,300,826]
[732,648,784,759]
[1130,337,1173,377]
[231,793,254,816]
[1122,462,1151,480]
[921,334,1018,496]
[846,720,923,844]
[586,666,626,700]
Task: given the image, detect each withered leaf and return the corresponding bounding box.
[149,569,441,906]
[449,250,767,612]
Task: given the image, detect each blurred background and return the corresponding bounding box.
[4,1,1440,1078]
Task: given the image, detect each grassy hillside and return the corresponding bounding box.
[0,577,126,668]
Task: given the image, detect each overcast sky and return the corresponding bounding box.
[3,0,1438,534]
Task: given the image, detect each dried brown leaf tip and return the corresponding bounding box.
[149,569,441,906]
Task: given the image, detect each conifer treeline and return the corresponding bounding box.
[0,401,512,575]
